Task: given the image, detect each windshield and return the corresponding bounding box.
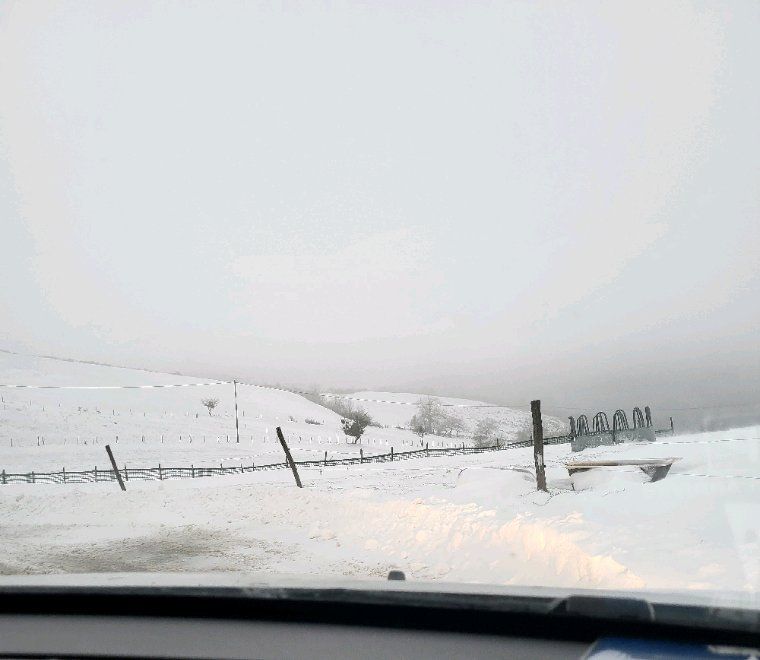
[1,0,759,619]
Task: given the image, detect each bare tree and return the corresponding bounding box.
[410,397,446,441]
[440,411,466,437]
[473,417,500,447]
[201,397,219,416]
[513,421,533,446]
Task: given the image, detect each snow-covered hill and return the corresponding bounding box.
[348,391,567,438]
[0,352,504,473]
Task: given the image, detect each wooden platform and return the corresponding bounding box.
[565,458,679,483]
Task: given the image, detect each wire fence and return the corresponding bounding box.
[0,379,524,409]
[0,436,565,486]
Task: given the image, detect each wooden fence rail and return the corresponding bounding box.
[0,436,562,486]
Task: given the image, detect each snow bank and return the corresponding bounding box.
[455,466,537,500]
[570,466,650,492]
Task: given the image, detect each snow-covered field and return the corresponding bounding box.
[0,352,562,474]
[1,351,759,602]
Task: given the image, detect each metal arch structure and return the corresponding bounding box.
[592,412,610,433]
[613,410,629,433]
[632,407,645,429]
[568,406,655,452]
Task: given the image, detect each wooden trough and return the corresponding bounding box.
[565,458,679,483]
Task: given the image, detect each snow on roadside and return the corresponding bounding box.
[0,459,642,589]
[3,426,759,599]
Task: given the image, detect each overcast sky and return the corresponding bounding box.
[1,1,758,425]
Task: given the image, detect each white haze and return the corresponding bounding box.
[0,1,758,429]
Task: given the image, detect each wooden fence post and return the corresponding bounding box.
[531,400,548,492]
[360,448,364,463]
[2,469,5,485]
[62,467,66,483]
[276,426,302,488]
[324,451,327,466]
[105,444,126,491]
[124,464,128,481]
[670,416,674,435]
[391,447,394,461]
[158,464,163,480]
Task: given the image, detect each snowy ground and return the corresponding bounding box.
[1,424,759,600]
[1,351,759,603]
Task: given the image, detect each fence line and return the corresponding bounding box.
[0,437,556,486]
[0,381,227,390]
[0,379,523,409]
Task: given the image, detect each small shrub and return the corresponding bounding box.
[341,410,371,443]
[305,418,322,425]
[201,398,219,416]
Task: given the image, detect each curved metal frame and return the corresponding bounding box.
[571,405,653,439]
[613,409,629,432]
[592,412,610,432]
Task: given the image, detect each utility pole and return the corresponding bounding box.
[233,380,240,444]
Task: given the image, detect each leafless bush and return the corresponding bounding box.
[201,397,219,416]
